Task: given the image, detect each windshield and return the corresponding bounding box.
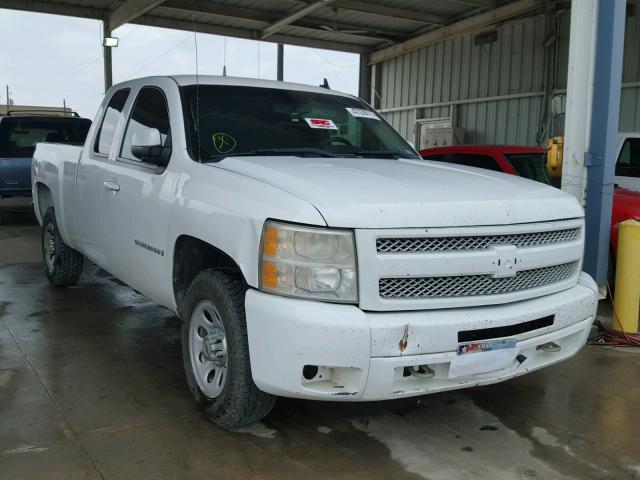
[180,85,419,161]
[506,153,554,186]
[0,118,90,158]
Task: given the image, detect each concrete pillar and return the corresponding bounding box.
[103,20,113,93]
[277,44,284,81]
[583,0,626,284]
[561,0,596,203]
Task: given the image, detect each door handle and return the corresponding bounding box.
[103,181,120,192]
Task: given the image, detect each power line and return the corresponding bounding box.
[127,32,194,78]
[312,49,350,90]
[74,23,142,75]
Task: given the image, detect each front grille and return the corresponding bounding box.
[378,261,578,299]
[376,228,581,253]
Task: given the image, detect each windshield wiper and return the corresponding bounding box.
[351,150,403,159]
[206,148,338,162]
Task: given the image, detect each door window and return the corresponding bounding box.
[120,87,170,162]
[451,153,503,172]
[615,138,640,178]
[94,89,130,155]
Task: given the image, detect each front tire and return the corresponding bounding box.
[181,269,276,429]
[42,208,83,286]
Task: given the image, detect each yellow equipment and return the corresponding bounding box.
[613,219,640,333]
[546,136,563,177]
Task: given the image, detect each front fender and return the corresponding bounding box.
[166,165,326,310]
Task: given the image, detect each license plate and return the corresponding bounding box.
[457,338,517,356]
[449,338,519,378]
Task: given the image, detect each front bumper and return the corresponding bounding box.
[245,273,598,401]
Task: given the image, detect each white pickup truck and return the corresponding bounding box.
[32,75,598,428]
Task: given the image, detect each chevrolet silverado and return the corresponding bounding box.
[32,76,599,428]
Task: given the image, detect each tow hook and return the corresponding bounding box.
[536,341,561,353]
[410,365,435,379]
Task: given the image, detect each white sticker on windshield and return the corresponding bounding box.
[346,107,380,120]
[304,118,338,130]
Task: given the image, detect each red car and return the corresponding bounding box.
[420,145,640,257]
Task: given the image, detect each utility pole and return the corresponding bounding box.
[5,85,10,108]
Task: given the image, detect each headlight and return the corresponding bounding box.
[259,220,358,303]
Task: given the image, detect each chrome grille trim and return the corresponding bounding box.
[376,228,581,253]
[379,261,579,299]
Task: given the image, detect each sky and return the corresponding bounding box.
[0,9,360,119]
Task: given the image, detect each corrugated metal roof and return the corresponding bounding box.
[0,0,520,54]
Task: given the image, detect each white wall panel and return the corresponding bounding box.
[376,10,640,144]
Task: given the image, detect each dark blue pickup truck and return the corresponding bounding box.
[0,114,91,200]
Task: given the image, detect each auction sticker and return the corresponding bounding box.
[346,107,380,120]
[304,118,338,130]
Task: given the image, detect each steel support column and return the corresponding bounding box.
[358,53,371,103]
[277,43,284,81]
[103,20,113,93]
[583,0,626,284]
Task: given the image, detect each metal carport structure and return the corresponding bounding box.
[0,0,543,97]
[0,0,628,285]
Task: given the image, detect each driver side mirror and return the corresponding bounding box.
[131,127,168,165]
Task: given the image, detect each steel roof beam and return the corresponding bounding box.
[0,0,105,20]
[109,0,167,31]
[444,0,498,8]
[370,0,539,63]
[334,0,450,26]
[261,0,335,39]
[160,0,403,43]
[134,14,368,53]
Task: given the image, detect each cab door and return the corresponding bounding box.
[76,88,130,266]
[102,81,177,306]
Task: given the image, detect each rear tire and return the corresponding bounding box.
[181,269,276,429]
[42,208,83,286]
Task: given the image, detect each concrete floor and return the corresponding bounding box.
[1,206,639,480]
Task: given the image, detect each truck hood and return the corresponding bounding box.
[214,157,584,228]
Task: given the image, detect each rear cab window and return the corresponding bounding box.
[450,153,503,172]
[616,138,640,178]
[94,89,130,156]
[505,153,552,185]
[421,153,449,162]
[0,118,91,158]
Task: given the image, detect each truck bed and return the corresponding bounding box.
[32,143,84,241]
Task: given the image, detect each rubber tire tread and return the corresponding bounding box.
[181,269,276,429]
[42,208,83,286]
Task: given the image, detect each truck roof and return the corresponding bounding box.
[113,75,355,98]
